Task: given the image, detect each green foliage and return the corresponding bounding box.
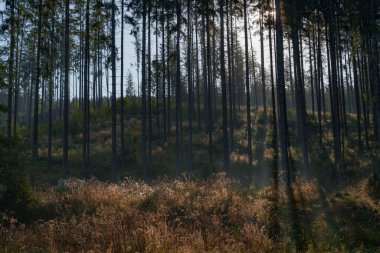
[126,71,135,98]
[0,136,38,223]
[0,135,58,224]
[0,62,7,124]
[91,104,112,124]
[125,96,140,117]
[366,172,380,199]
[0,104,7,114]
[0,61,6,90]
[256,108,266,124]
[52,118,63,137]
[69,110,83,136]
[0,136,26,179]
[0,173,39,223]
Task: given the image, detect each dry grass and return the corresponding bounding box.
[0,174,276,253]
[1,174,379,253]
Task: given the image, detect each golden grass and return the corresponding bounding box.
[1,174,379,253]
[0,174,276,253]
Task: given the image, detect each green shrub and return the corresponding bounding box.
[125,97,141,117]
[254,108,267,124]
[52,118,63,136]
[0,173,39,222]
[69,110,83,136]
[366,172,380,199]
[0,136,39,223]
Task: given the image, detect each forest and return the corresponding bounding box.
[0,0,380,252]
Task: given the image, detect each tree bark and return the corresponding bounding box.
[175,0,182,175]
[275,0,290,185]
[244,0,253,176]
[33,0,43,159]
[220,0,229,171]
[187,0,194,172]
[120,0,126,170]
[7,0,15,142]
[63,0,70,172]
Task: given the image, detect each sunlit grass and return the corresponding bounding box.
[1,173,379,252]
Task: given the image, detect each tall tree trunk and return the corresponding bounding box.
[230,6,237,129]
[98,32,102,109]
[369,0,380,142]
[288,37,295,109]
[28,54,34,132]
[211,13,217,127]
[120,0,126,170]
[83,0,90,168]
[48,8,56,168]
[275,0,290,185]
[167,15,171,137]
[111,0,117,181]
[206,2,213,160]
[260,10,267,116]
[195,12,201,131]
[315,21,323,143]
[352,45,362,148]
[13,6,21,138]
[308,36,315,119]
[268,5,278,174]
[243,0,253,176]
[63,0,70,172]
[33,0,43,159]
[141,0,148,179]
[161,3,167,141]
[248,17,258,111]
[326,7,343,173]
[338,35,348,135]
[7,0,15,141]
[92,43,97,110]
[187,0,193,172]
[226,0,234,150]
[220,0,229,171]
[41,78,45,124]
[291,0,308,168]
[148,2,152,167]
[79,12,83,110]
[175,0,182,175]
[155,1,160,138]
[360,46,370,147]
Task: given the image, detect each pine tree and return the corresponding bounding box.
[32,0,43,159]
[243,0,253,176]
[220,0,229,171]
[63,0,70,172]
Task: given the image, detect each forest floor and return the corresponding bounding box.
[1,106,380,252]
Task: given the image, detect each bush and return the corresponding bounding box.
[124,96,141,117]
[0,135,39,223]
[69,110,83,136]
[366,172,380,199]
[256,108,267,124]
